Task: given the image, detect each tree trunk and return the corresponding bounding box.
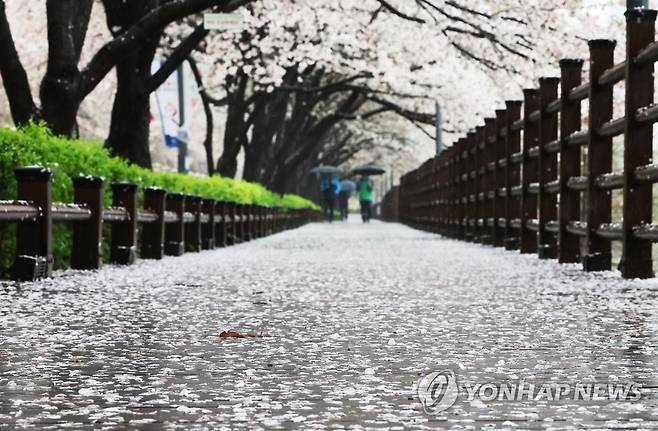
[104,47,155,168]
[216,105,242,177]
[0,0,38,125]
[40,0,93,136]
[216,72,248,178]
[188,57,214,176]
[40,78,82,137]
[243,91,290,183]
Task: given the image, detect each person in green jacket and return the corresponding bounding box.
[357,176,374,223]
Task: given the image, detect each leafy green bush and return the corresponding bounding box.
[0,123,317,275]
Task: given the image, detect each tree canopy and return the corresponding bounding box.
[0,0,621,195]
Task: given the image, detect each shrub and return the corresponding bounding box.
[0,123,317,275]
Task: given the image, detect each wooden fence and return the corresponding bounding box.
[398,9,658,280]
[377,186,400,222]
[0,166,319,282]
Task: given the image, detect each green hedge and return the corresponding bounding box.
[0,123,317,275]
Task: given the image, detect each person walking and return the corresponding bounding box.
[338,179,356,221]
[357,176,373,223]
[338,190,350,221]
[320,176,341,222]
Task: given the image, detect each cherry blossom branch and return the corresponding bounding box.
[79,0,252,99]
[375,0,425,23]
[148,25,209,93]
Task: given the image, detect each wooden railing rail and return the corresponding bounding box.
[3,166,319,281]
[398,9,658,280]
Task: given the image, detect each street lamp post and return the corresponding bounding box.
[435,102,444,155]
[176,64,187,173]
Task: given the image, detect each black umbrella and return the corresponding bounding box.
[352,163,386,176]
[310,165,341,175]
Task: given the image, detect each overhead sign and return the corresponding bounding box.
[203,13,245,31]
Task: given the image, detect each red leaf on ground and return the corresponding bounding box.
[219,331,260,338]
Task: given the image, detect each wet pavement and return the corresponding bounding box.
[1,218,658,429]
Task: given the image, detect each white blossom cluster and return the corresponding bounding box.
[0,0,627,170]
[193,0,625,150]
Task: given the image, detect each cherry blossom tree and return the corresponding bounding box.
[0,0,623,185]
[178,0,617,193]
[0,0,252,167]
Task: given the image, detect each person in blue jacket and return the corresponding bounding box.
[320,176,341,222]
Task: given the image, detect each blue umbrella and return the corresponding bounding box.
[310,165,341,175]
[340,180,356,193]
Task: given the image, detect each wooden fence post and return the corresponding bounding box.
[504,101,523,250]
[237,203,245,239]
[226,202,237,244]
[201,199,216,249]
[493,109,507,247]
[585,40,616,271]
[450,143,458,237]
[271,207,277,235]
[245,204,254,241]
[460,138,469,239]
[538,78,560,259]
[620,9,656,279]
[13,167,53,281]
[467,131,477,241]
[141,187,166,259]
[425,160,432,233]
[252,205,259,239]
[185,195,202,252]
[263,206,271,237]
[71,176,104,270]
[110,182,138,265]
[255,205,263,239]
[215,201,228,247]
[165,193,185,256]
[438,156,445,234]
[235,204,244,242]
[259,206,266,238]
[483,118,496,245]
[444,151,450,235]
[474,126,485,243]
[455,139,465,239]
[452,142,458,235]
[521,89,540,254]
[559,59,584,264]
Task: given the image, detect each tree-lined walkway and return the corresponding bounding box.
[1,219,658,429]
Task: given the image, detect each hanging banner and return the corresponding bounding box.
[150,60,202,149]
[151,59,180,148]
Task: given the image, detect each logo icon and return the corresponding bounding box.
[417,369,459,414]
